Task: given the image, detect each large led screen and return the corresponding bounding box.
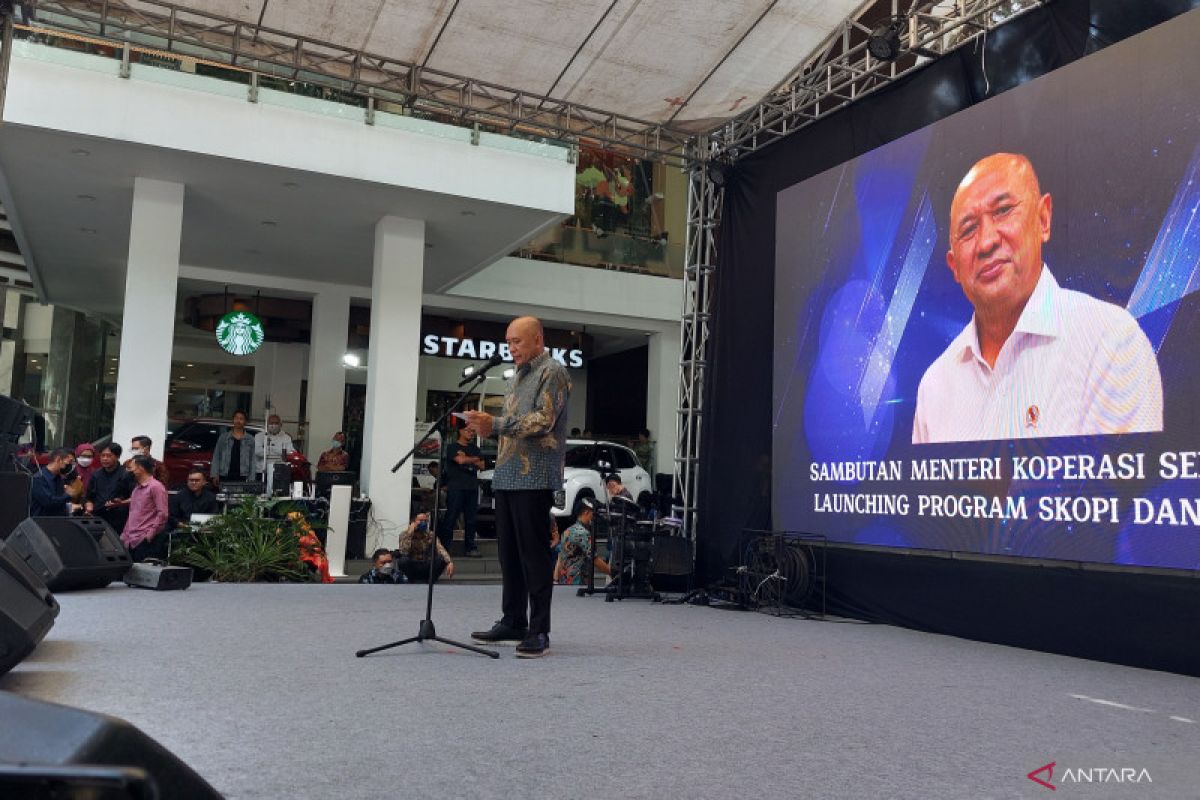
[773,11,1200,569]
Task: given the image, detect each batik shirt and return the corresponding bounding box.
[556,521,593,585]
[492,350,571,491]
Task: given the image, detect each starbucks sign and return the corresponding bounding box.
[215,311,265,356]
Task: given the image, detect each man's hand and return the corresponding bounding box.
[446,562,455,579]
[84,501,95,515]
[464,411,494,438]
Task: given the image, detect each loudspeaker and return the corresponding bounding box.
[0,472,30,539]
[0,692,222,799]
[124,563,192,591]
[6,517,131,592]
[0,539,59,675]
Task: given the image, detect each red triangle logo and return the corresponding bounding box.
[1027,761,1056,791]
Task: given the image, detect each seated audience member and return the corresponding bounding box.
[555,497,611,585]
[86,443,134,530]
[358,548,406,584]
[121,454,169,562]
[128,435,170,484]
[168,470,220,531]
[604,473,634,505]
[74,443,98,490]
[211,410,254,487]
[316,431,351,473]
[30,448,81,517]
[570,427,581,438]
[393,512,455,584]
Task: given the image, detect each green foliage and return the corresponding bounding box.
[170,500,316,583]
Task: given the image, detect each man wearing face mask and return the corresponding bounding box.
[358,548,406,584]
[127,435,170,484]
[254,414,294,492]
[316,431,350,474]
[30,448,83,517]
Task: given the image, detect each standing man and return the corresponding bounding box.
[438,423,483,558]
[467,316,570,658]
[211,410,254,488]
[30,448,82,517]
[122,455,169,562]
[86,443,134,531]
[128,435,171,484]
[254,414,294,493]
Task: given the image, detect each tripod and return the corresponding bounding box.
[356,372,499,660]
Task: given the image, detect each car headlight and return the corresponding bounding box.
[553,490,565,508]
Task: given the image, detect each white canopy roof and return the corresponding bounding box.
[126,0,864,129]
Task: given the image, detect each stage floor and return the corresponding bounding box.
[2,583,1198,799]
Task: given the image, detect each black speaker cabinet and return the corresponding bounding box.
[0,471,31,539]
[0,539,59,675]
[0,692,222,799]
[6,517,131,592]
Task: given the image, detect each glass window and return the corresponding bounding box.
[595,445,616,471]
[170,422,222,451]
[563,444,596,468]
[613,447,637,469]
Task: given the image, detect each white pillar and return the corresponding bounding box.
[646,330,680,477]
[306,289,350,468]
[361,216,424,547]
[326,484,352,577]
[112,178,184,460]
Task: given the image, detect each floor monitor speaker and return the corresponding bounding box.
[0,692,222,799]
[124,563,192,591]
[6,517,131,592]
[0,538,59,675]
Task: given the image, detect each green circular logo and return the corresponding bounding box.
[215,310,265,356]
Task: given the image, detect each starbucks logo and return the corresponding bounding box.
[215,311,265,356]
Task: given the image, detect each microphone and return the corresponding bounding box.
[458,354,504,386]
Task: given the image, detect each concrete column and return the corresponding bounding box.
[305,289,350,467]
[361,216,424,546]
[0,289,25,397]
[112,178,184,460]
[646,330,680,477]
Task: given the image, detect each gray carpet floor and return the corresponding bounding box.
[2,583,1198,799]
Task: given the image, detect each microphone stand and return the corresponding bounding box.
[356,369,500,660]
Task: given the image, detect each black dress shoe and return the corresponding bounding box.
[471,621,527,644]
[515,633,550,658]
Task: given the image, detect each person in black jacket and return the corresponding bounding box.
[168,470,220,531]
[30,448,81,517]
[85,443,134,532]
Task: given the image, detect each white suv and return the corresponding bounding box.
[479,439,652,520]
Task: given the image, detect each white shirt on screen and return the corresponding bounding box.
[912,266,1163,444]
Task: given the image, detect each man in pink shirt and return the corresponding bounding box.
[122,455,169,562]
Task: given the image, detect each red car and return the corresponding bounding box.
[164,418,310,489]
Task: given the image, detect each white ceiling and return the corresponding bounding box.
[0,124,562,316]
[125,0,863,129]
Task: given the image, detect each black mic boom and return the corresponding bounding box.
[458,354,505,386]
